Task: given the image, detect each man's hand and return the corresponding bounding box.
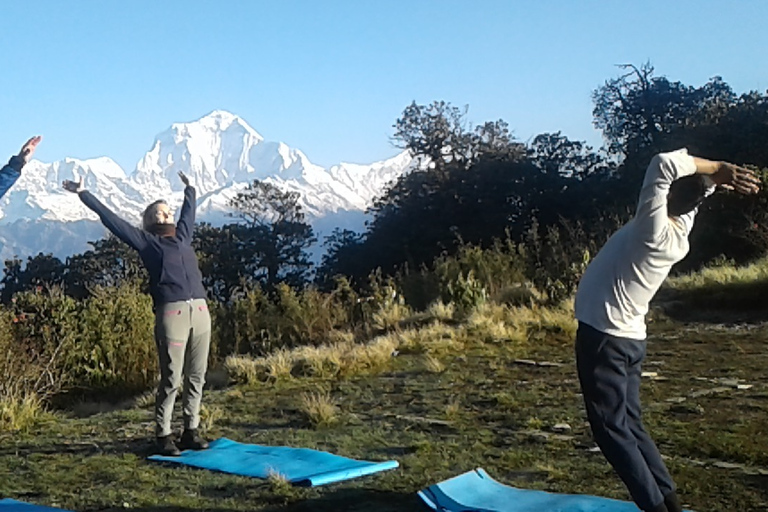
[711,163,761,195]
[19,136,43,164]
[178,171,190,187]
[62,176,84,193]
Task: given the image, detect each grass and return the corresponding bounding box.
[299,390,339,428]
[371,300,412,331]
[0,296,767,511]
[659,256,768,319]
[0,392,49,432]
[666,256,768,290]
[422,354,445,373]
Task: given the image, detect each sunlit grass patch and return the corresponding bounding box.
[299,390,339,428]
[426,300,456,322]
[371,301,412,331]
[662,257,768,314]
[666,256,768,289]
[473,300,576,344]
[423,354,446,373]
[0,391,49,432]
[226,333,400,384]
[398,323,464,354]
[200,403,224,431]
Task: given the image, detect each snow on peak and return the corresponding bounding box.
[172,110,263,142]
[0,111,415,262]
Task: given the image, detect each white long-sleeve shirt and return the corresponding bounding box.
[574,149,712,340]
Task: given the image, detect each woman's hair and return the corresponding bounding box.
[667,175,708,217]
[142,200,168,231]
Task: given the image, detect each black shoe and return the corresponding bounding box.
[178,429,209,450]
[155,434,181,456]
[664,491,683,512]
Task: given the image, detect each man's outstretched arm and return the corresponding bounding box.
[691,157,760,195]
[0,136,42,199]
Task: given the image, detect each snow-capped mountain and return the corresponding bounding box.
[0,111,416,262]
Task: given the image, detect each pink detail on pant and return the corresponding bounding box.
[169,342,185,347]
[198,305,208,311]
[164,309,182,316]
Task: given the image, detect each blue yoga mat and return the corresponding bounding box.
[0,500,71,512]
[148,437,399,486]
[418,468,694,512]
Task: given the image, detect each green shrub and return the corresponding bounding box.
[524,218,616,305]
[2,283,156,400]
[425,237,528,305]
[440,271,488,316]
[67,283,156,394]
[3,287,79,398]
[213,280,359,357]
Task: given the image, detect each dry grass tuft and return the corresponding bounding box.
[423,354,446,373]
[299,390,339,428]
[224,355,264,385]
[133,390,156,409]
[264,349,294,381]
[371,301,412,331]
[466,301,576,345]
[0,392,48,432]
[426,300,456,322]
[200,404,224,431]
[399,323,464,354]
[444,398,461,420]
[266,469,294,495]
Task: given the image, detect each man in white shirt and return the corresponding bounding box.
[574,149,760,512]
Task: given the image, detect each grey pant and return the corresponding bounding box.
[575,322,675,512]
[154,299,211,437]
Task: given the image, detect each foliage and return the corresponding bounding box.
[212,279,359,358]
[226,180,316,290]
[65,283,156,394]
[2,283,156,399]
[1,253,68,304]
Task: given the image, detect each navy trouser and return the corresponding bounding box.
[575,322,674,512]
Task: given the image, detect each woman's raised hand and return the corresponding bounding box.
[62,176,84,193]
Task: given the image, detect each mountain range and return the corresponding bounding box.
[0,111,416,263]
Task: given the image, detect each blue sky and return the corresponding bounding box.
[1,0,765,172]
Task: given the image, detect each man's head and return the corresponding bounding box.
[667,175,708,217]
[142,200,175,235]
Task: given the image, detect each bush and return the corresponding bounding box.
[440,271,488,317]
[213,280,360,358]
[434,238,527,302]
[524,218,619,305]
[3,287,79,399]
[1,283,156,401]
[66,283,156,394]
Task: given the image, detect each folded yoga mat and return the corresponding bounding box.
[148,437,399,486]
[0,500,71,512]
[418,468,690,512]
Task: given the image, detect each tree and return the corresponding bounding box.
[193,222,259,302]
[593,63,734,160]
[65,235,147,298]
[393,101,525,174]
[1,253,67,303]
[593,63,768,269]
[228,180,316,290]
[315,228,367,287]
